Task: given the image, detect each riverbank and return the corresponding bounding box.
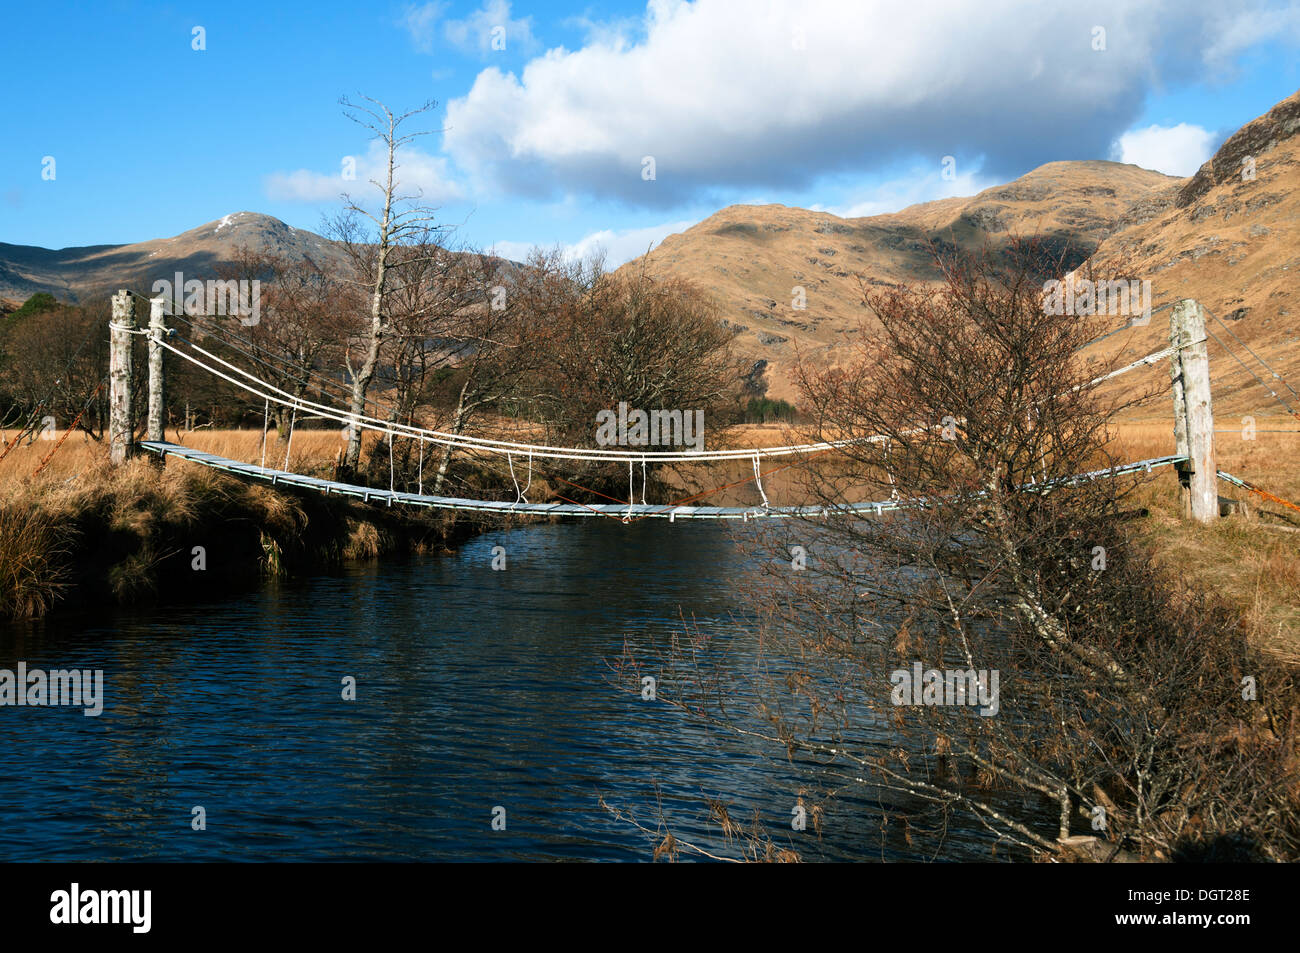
[6,420,1297,659]
[1110,418,1300,663]
[0,433,480,621]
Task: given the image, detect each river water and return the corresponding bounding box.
[0,520,1035,861]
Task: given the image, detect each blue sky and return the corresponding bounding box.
[3,0,1298,263]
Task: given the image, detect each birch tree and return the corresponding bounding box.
[328,95,451,479]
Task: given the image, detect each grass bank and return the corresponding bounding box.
[0,429,478,622]
[1110,418,1300,662]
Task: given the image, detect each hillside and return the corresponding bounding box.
[1082,89,1300,420]
[632,162,1179,400]
[6,90,1297,423]
[0,212,347,304]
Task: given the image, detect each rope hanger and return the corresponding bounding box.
[508,452,532,507]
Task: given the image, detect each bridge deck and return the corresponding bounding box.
[138,441,860,520]
[139,442,1187,522]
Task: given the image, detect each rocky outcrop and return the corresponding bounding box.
[1178,91,1300,208]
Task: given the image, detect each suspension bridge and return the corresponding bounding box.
[10,288,1298,525]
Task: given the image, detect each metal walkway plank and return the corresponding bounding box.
[138,442,1187,521]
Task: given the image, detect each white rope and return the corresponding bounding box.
[884,437,900,501]
[108,323,150,335]
[641,456,647,505]
[154,328,1191,467]
[507,452,532,505]
[625,460,635,523]
[388,432,395,494]
[753,454,769,508]
[1072,341,1203,392]
[260,399,269,470]
[156,333,899,461]
[282,403,296,471]
[418,438,424,496]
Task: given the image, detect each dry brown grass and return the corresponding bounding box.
[0,504,71,619]
[1109,418,1300,662]
[0,426,347,488]
[0,428,388,620]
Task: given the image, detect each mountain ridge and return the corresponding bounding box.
[0,212,346,305]
[630,159,1180,399]
[4,90,1297,419]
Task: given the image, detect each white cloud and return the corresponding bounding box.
[490,219,695,266]
[442,0,1290,206]
[1202,5,1300,68]
[265,139,464,203]
[401,1,448,54]
[1113,123,1217,177]
[444,0,537,56]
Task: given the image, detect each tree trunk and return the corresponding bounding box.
[342,128,397,478]
[432,380,470,495]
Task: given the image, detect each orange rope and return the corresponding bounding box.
[31,383,104,478]
[1219,472,1300,516]
[0,421,33,463]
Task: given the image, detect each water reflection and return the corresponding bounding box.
[0,520,1026,861]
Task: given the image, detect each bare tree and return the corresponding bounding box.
[360,243,544,495]
[0,301,109,440]
[215,245,358,441]
[327,95,453,479]
[517,253,746,497]
[419,252,548,494]
[617,240,1300,861]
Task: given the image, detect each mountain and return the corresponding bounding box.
[1081,89,1300,418]
[0,212,347,305]
[6,89,1296,420]
[628,162,1179,400]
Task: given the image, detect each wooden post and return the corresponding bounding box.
[109,289,136,466]
[1170,299,1217,523]
[147,297,166,442]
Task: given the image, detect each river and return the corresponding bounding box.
[0,520,1036,861]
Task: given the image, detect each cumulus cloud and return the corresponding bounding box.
[491,219,695,266]
[265,139,463,203]
[1113,123,1218,176]
[442,0,1289,206]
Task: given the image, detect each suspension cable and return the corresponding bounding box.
[1205,326,1300,419]
[1205,306,1299,400]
